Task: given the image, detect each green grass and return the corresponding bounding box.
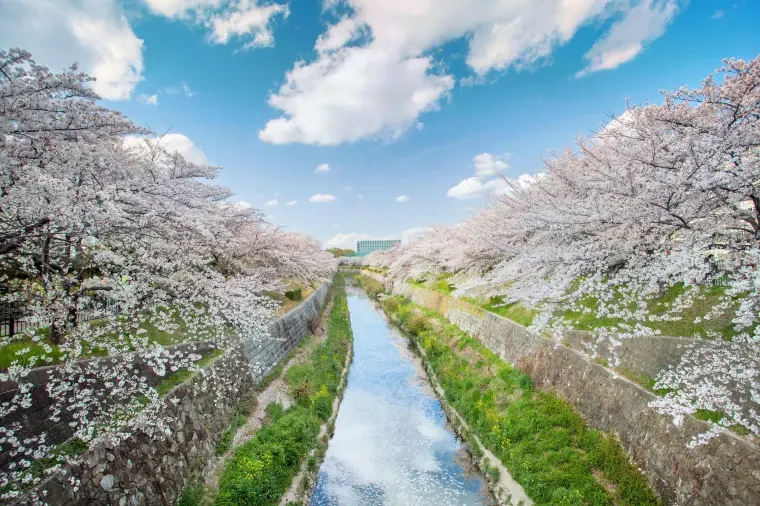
[405,271,747,340]
[216,409,252,456]
[560,284,746,340]
[210,273,352,506]
[214,404,320,506]
[0,334,64,371]
[464,295,539,328]
[692,409,751,436]
[0,306,206,371]
[155,349,224,397]
[178,482,216,506]
[382,295,660,506]
[356,274,385,298]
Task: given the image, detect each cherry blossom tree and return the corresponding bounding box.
[380,54,760,443]
[0,48,334,497]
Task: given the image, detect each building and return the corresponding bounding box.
[357,239,400,256]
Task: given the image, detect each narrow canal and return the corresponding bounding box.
[310,285,491,506]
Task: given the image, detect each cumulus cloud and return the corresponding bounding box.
[137,93,159,105]
[259,46,454,145]
[447,177,509,200]
[285,200,298,206]
[264,199,278,206]
[577,0,680,76]
[315,163,331,173]
[143,0,289,50]
[309,193,337,203]
[0,0,144,100]
[447,152,538,200]
[123,133,208,165]
[315,17,364,53]
[233,200,252,210]
[260,0,680,145]
[396,195,410,203]
[473,153,508,177]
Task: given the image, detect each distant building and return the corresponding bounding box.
[357,239,400,256]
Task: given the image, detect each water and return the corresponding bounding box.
[310,287,490,506]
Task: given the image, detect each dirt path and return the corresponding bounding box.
[203,297,334,489]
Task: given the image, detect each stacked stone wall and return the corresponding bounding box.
[12,282,331,506]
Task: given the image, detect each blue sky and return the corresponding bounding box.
[2,0,759,250]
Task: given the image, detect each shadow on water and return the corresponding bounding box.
[310,285,493,506]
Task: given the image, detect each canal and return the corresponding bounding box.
[310,285,491,506]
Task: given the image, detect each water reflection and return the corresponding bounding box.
[310,289,488,506]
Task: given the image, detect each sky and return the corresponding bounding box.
[2,0,759,251]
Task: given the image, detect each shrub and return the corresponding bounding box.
[406,314,429,336]
[382,298,399,313]
[215,406,320,506]
[284,289,302,301]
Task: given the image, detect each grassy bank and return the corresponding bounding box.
[375,290,659,506]
[180,273,353,506]
[402,271,742,340]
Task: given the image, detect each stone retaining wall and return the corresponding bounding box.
[244,282,331,382]
[0,341,218,476]
[11,282,332,506]
[388,278,760,506]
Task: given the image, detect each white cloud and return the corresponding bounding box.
[137,93,159,105]
[447,177,509,200]
[285,200,298,206]
[259,46,454,145]
[711,9,724,19]
[209,1,289,48]
[143,0,288,50]
[264,199,278,206]
[124,133,208,165]
[473,152,508,176]
[259,0,681,146]
[182,82,196,97]
[396,195,410,203]
[357,194,364,199]
[315,163,331,173]
[233,200,252,210]
[448,151,537,199]
[315,17,364,53]
[0,0,144,100]
[577,0,680,76]
[309,193,337,203]
[141,0,217,17]
[165,82,196,97]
